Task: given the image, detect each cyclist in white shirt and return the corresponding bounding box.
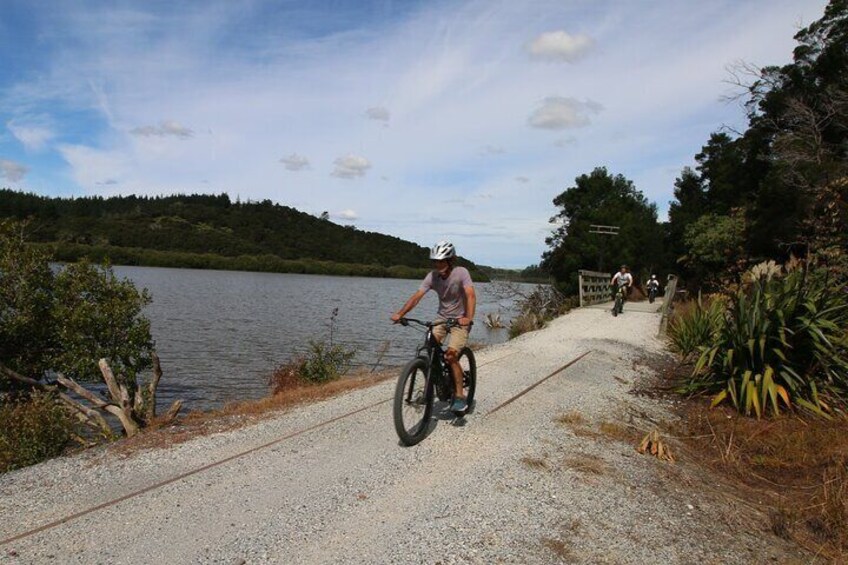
[610,265,633,311]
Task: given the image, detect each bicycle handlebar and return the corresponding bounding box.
[398,317,473,328]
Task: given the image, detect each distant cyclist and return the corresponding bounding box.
[646,274,660,302]
[610,265,633,311]
[391,240,476,413]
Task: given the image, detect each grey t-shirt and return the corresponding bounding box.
[419,266,473,319]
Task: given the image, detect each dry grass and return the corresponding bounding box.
[114,368,395,454]
[680,402,848,561]
[598,420,638,443]
[563,453,607,475]
[555,412,640,445]
[521,455,551,470]
[542,537,574,560]
[555,411,585,426]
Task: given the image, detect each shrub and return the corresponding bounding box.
[269,341,356,393]
[0,392,74,473]
[667,293,725,358]
[685,260,848,417]
[299,341,356,384]
[1,221,154,388]
[508,285,577,339]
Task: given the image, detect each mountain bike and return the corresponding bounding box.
[648,285,658,303]
[393,318,476,446]
[612,284,626,316]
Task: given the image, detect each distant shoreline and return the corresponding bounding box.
[33,242,436,280]
[27,242,558,284]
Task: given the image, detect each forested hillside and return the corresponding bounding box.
[0,191,488,280]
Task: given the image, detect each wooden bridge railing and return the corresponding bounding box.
[658,274,679,336]
[578,270,611,307]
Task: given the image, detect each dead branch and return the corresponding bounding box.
[56,374,108,407]
[0,363,50,390]
[162,400,183,424]
[98,359,123,403]
[58,392,112,436]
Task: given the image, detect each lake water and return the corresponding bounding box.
[114,266,530,412]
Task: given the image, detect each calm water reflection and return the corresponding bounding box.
[114,266,527,412]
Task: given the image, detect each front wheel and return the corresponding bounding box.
[393,357,433,446]
[613,296,622,316]
[457,347,477,414]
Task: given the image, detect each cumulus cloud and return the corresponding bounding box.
[279,153,310,171]
[336,209,358,220]
[528,97,603,130]
[130,120,194,139]
[515,176,530,183]
[331,154,371,179]
[7,120,55,151]
[365,106,390,122]
[0,159,29,182]
[528,31,594,62]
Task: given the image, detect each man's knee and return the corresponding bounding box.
[445,348,458,363]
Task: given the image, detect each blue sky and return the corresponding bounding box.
[0,0,829,268]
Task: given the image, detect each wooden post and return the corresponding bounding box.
[578,271,585,308]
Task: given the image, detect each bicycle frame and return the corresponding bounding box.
[407,319,453,401]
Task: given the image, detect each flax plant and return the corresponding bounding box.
[667,293,725,359]
[687,260,848,418]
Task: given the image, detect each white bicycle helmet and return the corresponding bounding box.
[429,240,456,260]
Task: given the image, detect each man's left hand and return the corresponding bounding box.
[458,317,472,327]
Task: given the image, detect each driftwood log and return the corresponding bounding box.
[0,355,182,439]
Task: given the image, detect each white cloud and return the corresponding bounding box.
[331,154,371,179]
[279,153,310,171]
[7,120,55,151]
[515,176,529,183]
[365,106,390,122]
[58,144,129,190]
[528,31,594,62]
[528,97,602,130]
[0,159,28,182]
[130,120,194,138]
[336,209,358,220]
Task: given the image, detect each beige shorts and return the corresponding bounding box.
[432,319,470,352]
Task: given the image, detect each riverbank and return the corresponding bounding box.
[0,307,809,563]
[38,242,441,280]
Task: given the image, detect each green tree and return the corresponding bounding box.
[0,221,153,390]
[542,168,665,293]
[681,212,746,288]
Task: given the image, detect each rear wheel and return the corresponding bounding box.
[457,347,477,414]
[393,357,433,446]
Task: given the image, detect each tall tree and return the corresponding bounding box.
[543,168,665,293]
[667,0,847,280]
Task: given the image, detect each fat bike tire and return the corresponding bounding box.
[393,357,433,446]
[457,347,477,415]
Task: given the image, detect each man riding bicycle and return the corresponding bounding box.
[391,240,476,413]
[610,265,633,312]
[647,274,660,299]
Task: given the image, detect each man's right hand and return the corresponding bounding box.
[391,312,403,323]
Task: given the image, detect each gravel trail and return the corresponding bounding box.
[0,306,808,564]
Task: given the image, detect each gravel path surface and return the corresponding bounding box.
[0,307,808,564]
